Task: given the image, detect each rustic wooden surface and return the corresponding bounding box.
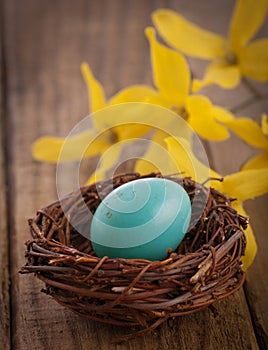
[1,0,267,349]
[0,9,11,348]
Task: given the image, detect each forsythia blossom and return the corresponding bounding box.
[31,1,268,270]
[165,136,268,270]
[152,0,268,90]
[222,114,268,170]
[33,63,162,183]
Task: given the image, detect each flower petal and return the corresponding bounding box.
[186,95,230,141]
[229,0,268,49]
[223,168,268,203]
[231,202,257,270]
[86,142,122,184]
[81,62,106,113]
[134,153,160,175]
[135,130,173,174]
[109,87,170,139]
[92,102,177,145]
[32,130,110,163]
[109,85,169,107]
[115,124,152,141]
[239,39,268,81]
[262,113,268,135]
[152,9,226,59]
[145,27,190,106]
[165,136,220,184]
[192,64,241,91]
[222,117,268,149]
[211,105,234,123]
[242,151,268,170]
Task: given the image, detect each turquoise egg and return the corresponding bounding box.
[90,178,191,260]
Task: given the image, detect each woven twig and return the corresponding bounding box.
[20,172,247,342]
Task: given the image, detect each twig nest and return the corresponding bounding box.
[21,173,247,342]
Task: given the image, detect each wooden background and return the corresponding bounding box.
[1,1,267,349]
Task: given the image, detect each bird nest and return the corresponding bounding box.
[21,172,247,342]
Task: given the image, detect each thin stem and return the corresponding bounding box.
[242,78,262,99]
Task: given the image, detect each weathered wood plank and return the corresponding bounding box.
[177,1,268,349]
[245,196,268,349]
[0,138,10,350]
[4,0,260,349]
[167,1,268,346]
[209,102,268,349]
[0,2,11,347]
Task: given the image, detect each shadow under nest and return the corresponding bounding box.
[20,172,247,342]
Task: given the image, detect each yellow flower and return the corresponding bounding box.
[165,136,268,270]
[142,27,234,141]
[33,34,234,182]
[32,63,163,183]
[135,27,233,174]
[152,0,268,91]
[222,114,268,170]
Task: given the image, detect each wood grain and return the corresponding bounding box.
[209,99,268,349]
[169,2,268,346]
[0,3,11,347]
[3,0,264,349]
[245,196,268,349]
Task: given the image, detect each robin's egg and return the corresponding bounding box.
[90,178,191,260]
